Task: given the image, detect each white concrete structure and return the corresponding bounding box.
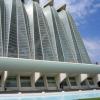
[0,0,99,92]
[0,57,99,92]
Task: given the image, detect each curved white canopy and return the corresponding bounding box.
[0,57,100,74]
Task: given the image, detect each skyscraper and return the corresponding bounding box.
[0,0,91,63]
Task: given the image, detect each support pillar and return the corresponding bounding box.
[1,71,8,91]
[17,75,21,91]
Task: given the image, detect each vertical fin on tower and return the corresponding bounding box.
[57,4,66,12]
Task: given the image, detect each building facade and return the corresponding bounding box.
[0,0,91,63]
[0,0,99,92]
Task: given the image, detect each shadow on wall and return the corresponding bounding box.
[97,82,100,87]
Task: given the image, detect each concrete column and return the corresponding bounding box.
[44,74,48,90]
[17,75,21,91]
[67,77,71,88]
[93,75,98,87]
[1,71,8,91]
[31,73,35,89]
[56,74,60,90]
[86,78,90,88]
[76,75,81,88]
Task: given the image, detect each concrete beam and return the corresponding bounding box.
[0,57,100,74]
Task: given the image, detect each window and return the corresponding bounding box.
[69,77,77,86]
[81,81,87,86]
[5,76,17,87]
[60,79,68,88]
[47,76,56,87]
[88,78,94,86]
[35,76,44,87]
[20,76,31,87]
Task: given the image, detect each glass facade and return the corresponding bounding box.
[0,0,6,56]
[47,76,56,87]
[0,8,3,56]
[88,77,94,86]
[17,0,30,58]
[20,76,31,87]
[34,2,57,61]
[5,76,17,87]
[8,0,18,57]
[81,81,87,86]
[67,12,91,64]
[60,79,68,88]
[33,3,43,60]
[69,77,77,86]
[0,0,91,64]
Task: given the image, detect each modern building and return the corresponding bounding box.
[0,0,100,92]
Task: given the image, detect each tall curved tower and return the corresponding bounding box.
[8,0,31,58]
[66,12,91,63]
[43,5,77,62]
[32,2,58,61]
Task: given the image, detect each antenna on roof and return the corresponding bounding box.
[57,4,66,12]
[44,0,54,8]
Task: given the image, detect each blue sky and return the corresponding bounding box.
[40,0,100,63]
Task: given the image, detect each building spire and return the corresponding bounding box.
[44,0,54,8]
[57,4,66,12]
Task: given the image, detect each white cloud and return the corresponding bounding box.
[68,0,94,17]
[83,39,100,63]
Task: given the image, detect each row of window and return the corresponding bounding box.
[3,76,56,88]
[60,77,95,87]
[0,76,96,88]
